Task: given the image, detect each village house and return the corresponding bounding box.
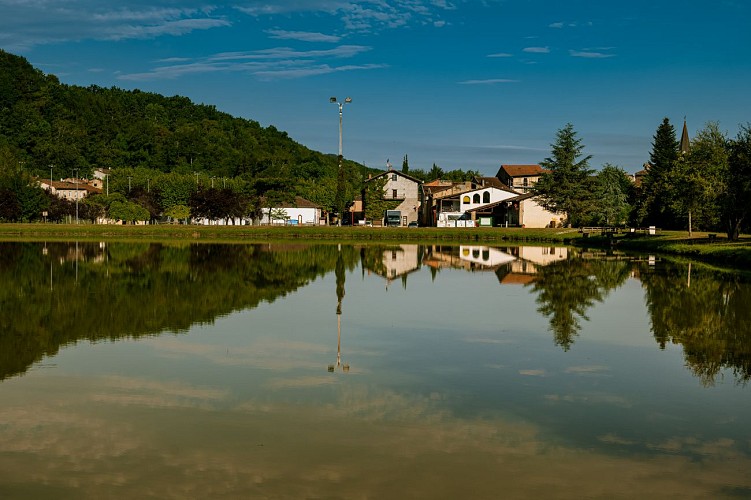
[259,196,323,226]
[495,164,547,193]
[38,178,102,200]
[363,169,423,226]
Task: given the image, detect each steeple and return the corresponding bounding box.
[679,118,690,155]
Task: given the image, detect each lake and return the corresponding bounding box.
[1,241,750,499]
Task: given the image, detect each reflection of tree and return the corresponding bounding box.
[529,259,631,351]
[0,242,359,380]
[639,262,751,386]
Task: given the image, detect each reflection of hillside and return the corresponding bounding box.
[0,242,358,381]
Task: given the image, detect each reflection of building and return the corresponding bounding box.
[421,244,569,284]
[423,245,514,272]
[365,245,422,282]
[458,246,515,267]
[495,246,569,285]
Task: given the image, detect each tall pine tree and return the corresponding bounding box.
[533,123,593,227]
[639,117,679,227]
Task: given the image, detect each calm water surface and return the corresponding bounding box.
[1,241,750,499]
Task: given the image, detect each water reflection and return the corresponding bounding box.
[329,248,350,373]
[1,241,750,385]
[1,241,751,498]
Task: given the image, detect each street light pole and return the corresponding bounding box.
[73,168,79,224]
[330,96,352,226]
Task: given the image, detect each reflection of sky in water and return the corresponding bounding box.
[2,249,751,498]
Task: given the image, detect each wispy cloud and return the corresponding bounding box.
[235,1,455,33]
[265,29,341,43]
[523,46,550,54]
[0,3,230,51]
[458,78,518,85]
[487,52,513,58]
[118,45,386,81]
[253,63,387,81]
[570,49,615,59]
[548,21,593,29]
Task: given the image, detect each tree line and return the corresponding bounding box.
[533,121,751,239]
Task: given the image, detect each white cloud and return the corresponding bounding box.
[487,52,513,58]
[548,22,564,28]
[523,46,550,54]
[265,29,341,43]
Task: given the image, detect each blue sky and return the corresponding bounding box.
[3,0,750,176]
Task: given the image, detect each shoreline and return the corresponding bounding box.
[2,223,749,269]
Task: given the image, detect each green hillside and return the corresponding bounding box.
[0,49,367,182]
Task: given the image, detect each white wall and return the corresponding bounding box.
[459,187,516,212]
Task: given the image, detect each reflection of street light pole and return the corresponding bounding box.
[328,248,350,373]
[330,96,352,227]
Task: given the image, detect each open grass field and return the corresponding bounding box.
[2,223,750,269]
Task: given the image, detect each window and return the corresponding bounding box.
[483,191,490,203]
[463,196,470,203]
[523,177,528,186]
[393,189,398,198]
[392,173,397,181]
[473,193,480,204]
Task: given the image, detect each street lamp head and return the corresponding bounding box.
[330,96,337,103]
[344,97,352,104]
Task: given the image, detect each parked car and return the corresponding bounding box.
[407,221,419,228]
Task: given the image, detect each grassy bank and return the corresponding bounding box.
[577,230,751,269]
[2,223,750,268]
[0,223,581,244]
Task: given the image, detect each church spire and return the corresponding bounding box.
[679,117,690,155]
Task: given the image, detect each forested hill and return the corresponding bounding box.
[0,49,348,181]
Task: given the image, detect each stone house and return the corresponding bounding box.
[363,169,424,226]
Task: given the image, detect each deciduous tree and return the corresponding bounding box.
[725,124,751,240]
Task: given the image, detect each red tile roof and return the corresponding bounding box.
[497,164,545,177]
